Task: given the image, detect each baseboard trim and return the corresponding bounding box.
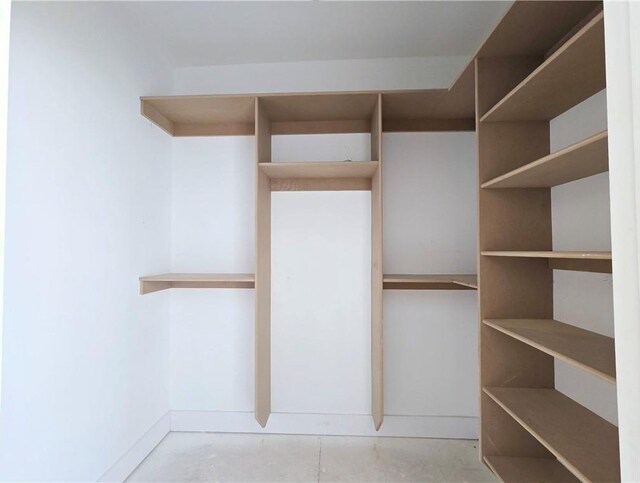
[170,411,478,439]
[98,411,171,482]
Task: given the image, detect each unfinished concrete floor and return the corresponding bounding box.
[126,432,497,482]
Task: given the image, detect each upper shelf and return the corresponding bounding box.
[383,274,477,290]
[141,87,476,137]
[139,273,255,294]
[482,131,608,188]
[480,11,605,122]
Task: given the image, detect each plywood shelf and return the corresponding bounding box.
[141,89,476,137]
[139,273,255,294]
[259,161,378,179]
[483,387,620,483]
[483,319,615,384]
[481,250,612,273]
[482,131,608,188]
[484,456,579,483]
[383,274,477,290]
[480,12,605,122]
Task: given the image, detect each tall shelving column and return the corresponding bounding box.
[371,94,383,430]
[475,54,556,462]
[255,98,272,427]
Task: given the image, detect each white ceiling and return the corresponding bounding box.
[123,1,512,68]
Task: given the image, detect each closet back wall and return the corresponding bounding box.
[169,130,478,437]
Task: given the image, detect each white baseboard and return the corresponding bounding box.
[170,411,478,439]
[98,412,171,482]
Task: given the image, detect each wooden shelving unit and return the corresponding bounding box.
[383,274,477,290]
[474,1,619,481]
[139,273,255,294]
[481,131,608,188]
[138,3,620,477]
[483,319,615,383]
[483,387,620,482]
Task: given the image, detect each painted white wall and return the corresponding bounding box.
[550,90,618,425]
[0,3,172,481]
[0,0,11,417]
[169,131,478,435]
[603,1,640,479]
[172,56,466,95]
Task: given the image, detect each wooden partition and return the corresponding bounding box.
[255,98,272,427]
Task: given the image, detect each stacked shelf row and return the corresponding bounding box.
[474,1,619,481]
[140,273,478,294]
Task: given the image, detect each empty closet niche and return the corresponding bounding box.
[169,135,256,411]
[270,132,372,416]
[382,132,479,437]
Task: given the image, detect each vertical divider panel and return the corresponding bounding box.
[475,58,556,459]
[255,97,272,427]
[371,94,384,430]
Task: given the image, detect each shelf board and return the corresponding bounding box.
[483,387,620,483]
[383,274,477,290]
[482,131,608,188]
[259,161,378,179]
[481,12,605,122]
[483,319,615,384]
[139,273,255,294]
[484,456,579,483]
[141,95,256,136]
[481,250,612,273]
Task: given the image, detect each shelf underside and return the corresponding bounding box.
[483,387,620,483]
[481,251,612,273]
[483,319,615,383]
[139,273,255,294]
[260,161,378,191]
[482,131,608,188]
[141,88,475,137]
[484,456,579,483]
[481,11,605,122]
[383,274,477,290]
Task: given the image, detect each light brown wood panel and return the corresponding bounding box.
[482,250,612,260]
[270,178,371,192]
[484,387,621,483]
[260,92,378,123]
[383,274,477,290]
[255,98,271,428]
[371,95,383,431]
[483,319,616,383]
[141,95,256,130]
[482,131,608,188]
[139,273,255,294]
[141,101,174,136]
[548,257,612,274]
[173,122,254,137]
[259,162,378,179]
[476,56,555,461]
[482,13,606,122]
[474,1,602,59]
[271,120,370,135]
[484,456,580,483]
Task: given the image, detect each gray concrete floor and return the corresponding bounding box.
[126,432,497,482]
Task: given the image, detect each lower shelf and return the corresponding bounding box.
[484,456,579,483]
[481,250,612,273]
[383,274,477,290]
[139,273,255,294]
[483,387,620,483]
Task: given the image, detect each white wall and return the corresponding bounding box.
[169,125,478,437]
[172,56,467,94]
[0,4,172,481]
[550,90,618,425]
